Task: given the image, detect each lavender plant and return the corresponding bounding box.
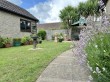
[72,13,110,82]
[86,33,110,82]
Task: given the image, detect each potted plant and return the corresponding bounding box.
[58,33,64,42]
[21,37,28,45]
[58,36,64,42]
[13,38,21,46]
[26,36,33,45]
[3,37,12,48]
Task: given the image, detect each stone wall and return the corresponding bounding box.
[0,10,36,38]
[44,29,68,40]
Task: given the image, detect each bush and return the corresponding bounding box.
[21,36,33,45]
[37,30,46,40]
[0,36,4,48]
[2,37,12,48]
[13,38,21,42]
[85,33,110,82]
[2,37,12,44]
[21,37,28,45]
[26,36,33,45]
[57,33,64,42]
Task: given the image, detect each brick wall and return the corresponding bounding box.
[0,10,36,38]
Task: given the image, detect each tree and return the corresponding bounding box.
[78,0,99,18]
[59,5,79,39]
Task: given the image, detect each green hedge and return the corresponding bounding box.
[85,33,110,82]
[37,30,46,40]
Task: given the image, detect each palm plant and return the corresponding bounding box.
[59,6,79,39]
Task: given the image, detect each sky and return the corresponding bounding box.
[7,0,87,23]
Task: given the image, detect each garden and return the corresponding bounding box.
[0,41,71,82]
[0,30,46,48]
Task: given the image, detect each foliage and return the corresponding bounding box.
[0,36,4,48]
[85,33,110,82]
[57,33,64,42]
[0,41,71,82]
[54,33,64,42]
[59,0,99,28]
[78,0,99,17]
[13,38,21,42]
[59,5,79,29]
[21,36,33,45]
[21,37,28,44]
[2,37,12,44]
[30,33,37,38]
[26,36,33,42]
[37,30,46,40]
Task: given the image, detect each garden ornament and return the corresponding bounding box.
[30,26,38,49]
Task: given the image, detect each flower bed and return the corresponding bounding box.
[0,36,37,48]
[85,33,110,82]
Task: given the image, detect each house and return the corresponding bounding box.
[0,0,39,38]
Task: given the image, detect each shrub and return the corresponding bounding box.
[57,33,64,42]
[85,33,110,82]
[53,33,64,42]
[37,30,46,40]
[21,37,28,45]
[13,38,21,42]
[2,37,12,48]
[21,36,33,45]
[2,37,12,44]
[0,36,4,48]
[25,36,33,45]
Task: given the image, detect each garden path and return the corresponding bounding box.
[36,42,90,82]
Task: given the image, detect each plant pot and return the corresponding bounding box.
[13,41,21,46]
[5,43,11,48]
[29,41,33,45]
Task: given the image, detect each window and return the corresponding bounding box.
[20,19,31,32]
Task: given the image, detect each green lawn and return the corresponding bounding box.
[0,41,71,82]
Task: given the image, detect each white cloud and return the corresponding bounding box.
[7,0,22,6]
[28,0,87,23]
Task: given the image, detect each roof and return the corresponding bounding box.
[0,0,39,22]
[37,22,62,30]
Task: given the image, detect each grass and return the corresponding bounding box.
[0,41,71,82]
